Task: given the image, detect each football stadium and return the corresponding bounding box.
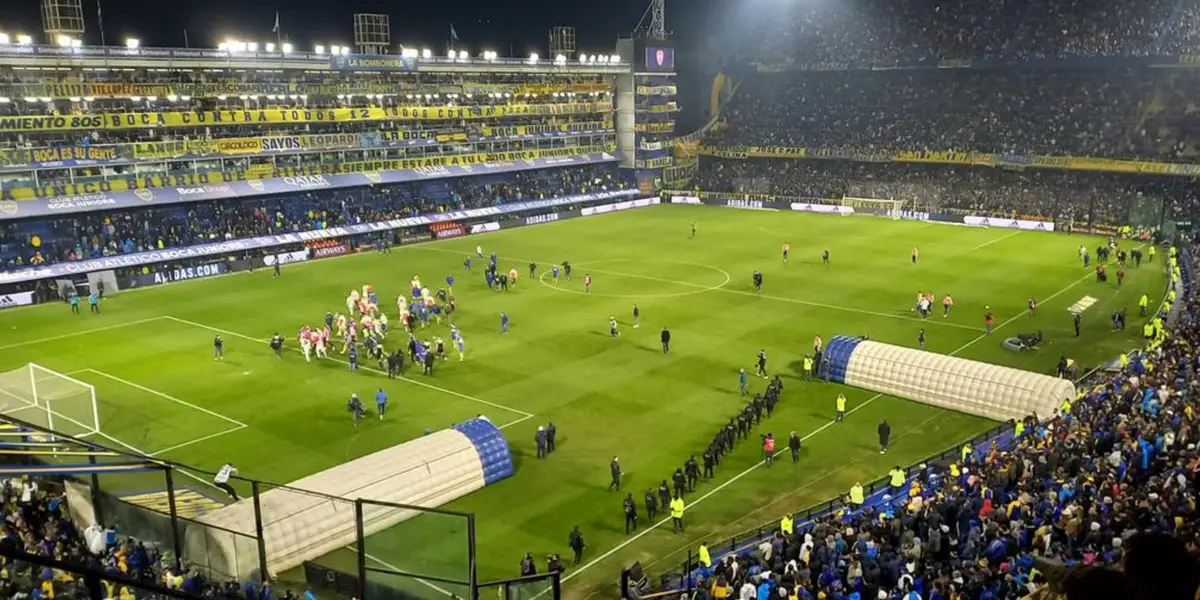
[0,1,1197,600]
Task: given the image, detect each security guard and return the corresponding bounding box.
[670,494,686,533]
[1143,321,1155,341]
[1139,293,1150,316]
[836,394,847,422]
[780,513,794,536]
[889,466,906,490]
[849,482,865,506]
[622,493,638,534]
[698,542,711,569]
[802,355,813,380]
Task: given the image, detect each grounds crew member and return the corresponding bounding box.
[670,494,686,533]
[848,482,865,506]
[568,526,585,566]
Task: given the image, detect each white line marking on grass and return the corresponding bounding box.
[350,548,454,596]
[74,368,247,427]
[969,230,1023,252]
[565,266,1104,583]
[146,425,248,457]
[415,247,987,333]
[0,316,168,352]
[162,315,534,421]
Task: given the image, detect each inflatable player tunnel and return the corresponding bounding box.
[819,336,1073,422]
[187,417,513,578]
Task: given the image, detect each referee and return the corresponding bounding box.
[214,463,239,500]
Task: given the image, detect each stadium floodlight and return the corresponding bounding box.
[265,42,275,52]
[217,42,227,51]
[578,55,586,64]
[70,39,82,48]
[611,54,621,63]
[314,44,325,54]
[125,38,140,49]
[421,48,432,58]
[329,45,340,55]
[555,54,566,64]
[482,50,497,61]
[16,35,32,45]
[457,49,469,61]
[0,33,9,45]
[401,48,418,58]
[528,52,538,63]
[247,42,258,52]
[55,34,72,47]
[281,42,293,53]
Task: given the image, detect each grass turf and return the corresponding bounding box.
[0,205,1164,599]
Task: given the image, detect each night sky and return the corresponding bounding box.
[0,0,714,58]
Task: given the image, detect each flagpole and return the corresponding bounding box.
[275,12,282,53]
[183,28,189,48]
[96,0,106,47]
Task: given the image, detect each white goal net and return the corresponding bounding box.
[841,196,905,220]
[0,364,99,439]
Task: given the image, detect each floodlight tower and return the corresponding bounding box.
[353,13,391,54]
[42,0,85,45]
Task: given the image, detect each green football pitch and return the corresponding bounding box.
[0,205,1164,598]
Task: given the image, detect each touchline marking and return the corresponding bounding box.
[414,247,986,333]
[162,315,534,421]
[969,230,1023,252]
[0,316,168,352]
[565,265,1103,582]
[75,368,247,427]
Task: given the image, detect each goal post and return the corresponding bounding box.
[841,196,905,220]
[0,364,99,439]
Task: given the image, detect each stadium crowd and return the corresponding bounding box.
[702,70,1200,161]
[693,157,1200,227]
[735,0,1194,63]
[0,164,629,270]
[0,475,294,600]
[685,246,1199,600]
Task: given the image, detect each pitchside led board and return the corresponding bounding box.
[636,40,676,72]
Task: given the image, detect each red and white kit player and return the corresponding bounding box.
[299,326,313,362]
[315,327,329,358]
[584,273,592,293]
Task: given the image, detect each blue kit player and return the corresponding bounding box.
[486,269,495,290]
[374,389,388,420]
[464,256,472,271]
[490,251,498,266]
[348,343,359,371]
[213,335,224,360]
[501,312,509,334]
[563,261,572,280]
[88,291,100,314]
[551,264,560,283]
[451,325,466,361]
[446,274,455,291]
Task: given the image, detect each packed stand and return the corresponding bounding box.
[0,164,629,270]
[734,0,1190,64]
[705,70,1156,159]
[0,476,293,600]
[694,157,1200,226]
[689,244,1199,600]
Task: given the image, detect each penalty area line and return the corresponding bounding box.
[968,230,1023,252]
[161,315,534,421]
